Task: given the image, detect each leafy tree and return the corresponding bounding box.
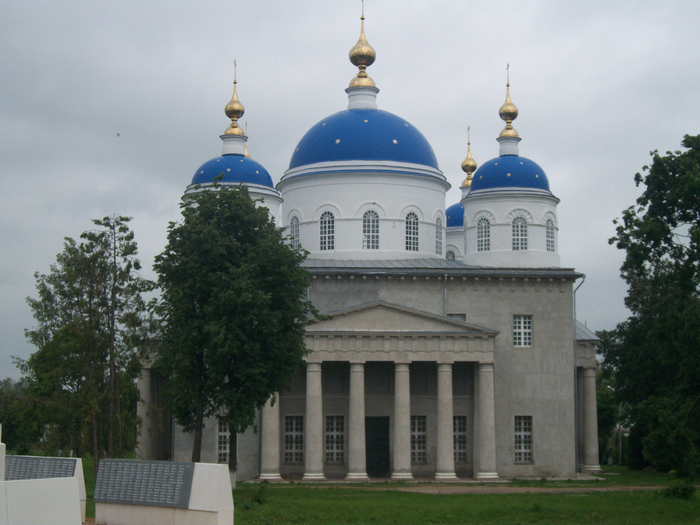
[0,378,43,454]
[154,185,313,464]
[595,369,619,466]
[21,216,152,473]
[600,134,700,477]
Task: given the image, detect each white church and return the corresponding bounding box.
[138,14,601,480]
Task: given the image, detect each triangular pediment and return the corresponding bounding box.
[308,301,498,335]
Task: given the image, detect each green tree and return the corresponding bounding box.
[600,134,700,477]
[0,378,43,454]
[22,216,152,473]
[154,185,313,464]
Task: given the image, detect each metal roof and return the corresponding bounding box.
[575,320,600,341]
[302,258,582,279]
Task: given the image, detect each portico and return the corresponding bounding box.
[258,301,499,480]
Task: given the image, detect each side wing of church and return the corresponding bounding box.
[137,12,601,480]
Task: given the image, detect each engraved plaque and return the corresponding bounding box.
[4,456,77,480]
[94,459,194,509]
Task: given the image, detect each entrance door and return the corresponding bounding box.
[365,416,390,478]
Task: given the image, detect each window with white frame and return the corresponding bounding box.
[513,315,533,346]
[446,250,456,261]
[454,415,468,464]
[546,219,555,252]
[512,216,528,250]
[435,218,443,255]
[477,217,490,252]
[290,216,300,249]
[320,211,334,251]
[406,212,419,251]
[362,210,379,250]
[514,415,533,463]
[411,415,427,463]
[325,415,345,463]
[284,415,304,463]
[218,420,230,464]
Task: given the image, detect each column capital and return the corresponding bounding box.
[306,362,322,372]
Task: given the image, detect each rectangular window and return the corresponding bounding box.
[513,315,533,347]
[325,415,345,463]
[218,420,230,464]
[546,220,555,252]
[453,415,468,464]
[284,415,304,463]
[515,415,533,463]
[405,213,419,251]
[411,415,427,463]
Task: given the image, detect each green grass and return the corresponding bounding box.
[82,456,96,519]
[233,485,699,525]
[80,462,697,523]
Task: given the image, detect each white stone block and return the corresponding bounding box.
[2,477,82,525]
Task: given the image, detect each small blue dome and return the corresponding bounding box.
[446,202,464,228]
[470,155,549,191]
[191,154,274,188]
[289,109,439,170]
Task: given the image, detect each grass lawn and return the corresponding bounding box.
[233,484,699,525]
[80,461,698,524]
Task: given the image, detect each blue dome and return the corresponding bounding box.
[192,154,274,188]
[289,109,439,170]
[470,155,549,191]
[446,202,464,228]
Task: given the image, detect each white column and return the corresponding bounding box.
[435,363,458,480]
[476,362,498,480]
[392,363,413,480]
[259,394,282,480]
[580,367,602,474]
[346,363,368,480]
[303,362,325,480]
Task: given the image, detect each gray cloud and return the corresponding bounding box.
[1,0,698,377]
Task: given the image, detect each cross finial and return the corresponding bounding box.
[468,125,471,145]
[234,59,237,84]
[506,62,510,86]
[361,0,365,20]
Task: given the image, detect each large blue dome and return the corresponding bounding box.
[192,154,274,188]
[470,155,549,192]
[288,109,439,170]
[446,202,464,228]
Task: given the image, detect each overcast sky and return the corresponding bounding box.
[1,0,698,379]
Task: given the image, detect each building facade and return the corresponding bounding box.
[137,14,601,480]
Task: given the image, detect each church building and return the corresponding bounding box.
[137,13,601,480]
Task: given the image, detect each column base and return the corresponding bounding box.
[345,472,369,481]
[475,471,499,480]
[580,464,603,475]
[391,472,414,480]
[434,472,458,481]
[302,473,326,481]
[258,473,282,480]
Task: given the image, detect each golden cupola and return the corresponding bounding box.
[224,61,245,136]
[348,7,376,88]
[461,126,478,187]
[498,64,519,138]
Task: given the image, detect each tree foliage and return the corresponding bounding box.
[599,135,700,477]
[21,216,152,471]
[0,378,43,454]
[154,185,313,464]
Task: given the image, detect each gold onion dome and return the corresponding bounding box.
[498,64,519,138]
[348,9,376,88]
[224,62,245,136]
[461,126,477,187]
